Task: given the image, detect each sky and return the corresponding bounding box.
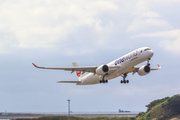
[0,0,180,113]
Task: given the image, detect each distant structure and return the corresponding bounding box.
[119,109,131,113]
[67,99,70,120]
[1,110,9,116]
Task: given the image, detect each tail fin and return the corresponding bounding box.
[72,62,84,81]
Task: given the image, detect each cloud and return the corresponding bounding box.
[132,29,180,38]
[127,0,173,33]
[127,18,172,33]
[0,0,118,50]
[65,49,95,56]
[132,29,180,54]
[0,0,179,55]
[160,38,180,54]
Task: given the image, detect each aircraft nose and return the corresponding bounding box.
[148,50,154,58]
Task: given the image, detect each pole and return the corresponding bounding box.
[67,99,70,120]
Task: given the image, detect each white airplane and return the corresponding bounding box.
[32,47,161,85]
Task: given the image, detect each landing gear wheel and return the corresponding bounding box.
[100,74,108,84]
[103,80,105,83]
[120,73,130,84]
[147,58,151,66]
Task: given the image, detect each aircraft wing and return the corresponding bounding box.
[57,81,81,83]
[32,63,97,73]
[126,64,161,75]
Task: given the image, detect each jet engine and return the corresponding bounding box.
[138,65,150,76]
[96,64,109,75]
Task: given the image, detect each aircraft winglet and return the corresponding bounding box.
[157,64,161,69]
[32,63,38,68]
[150,64,161,70]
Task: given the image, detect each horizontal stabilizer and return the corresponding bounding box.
[57,81,81,83]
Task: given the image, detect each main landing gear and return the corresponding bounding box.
[120,73,129,84]
[99,73,108,84]
[100,80,108,83]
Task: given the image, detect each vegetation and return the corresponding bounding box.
[136,94,180,120]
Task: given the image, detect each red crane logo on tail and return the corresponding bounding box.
[76,71,81,77]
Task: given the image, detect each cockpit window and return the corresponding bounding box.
[144,48,151,51]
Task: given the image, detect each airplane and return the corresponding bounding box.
[32,47,161,85]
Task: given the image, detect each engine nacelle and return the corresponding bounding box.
[138,65,150,76]
[96,64,109,75]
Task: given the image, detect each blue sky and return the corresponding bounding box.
[0,0,180,113]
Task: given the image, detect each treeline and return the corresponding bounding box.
[136,94,180,120]
[15,116,135,120]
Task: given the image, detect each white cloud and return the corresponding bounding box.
[0,0,118,51]
[160,38,180,54]
[141,12,159,18]
[127,17,171,32]
[65,49,95,56]
[132,29,180,54]
[127,0,172,33]
[131,0,149,16]
[132,29,180,38]
[0,0,179,55]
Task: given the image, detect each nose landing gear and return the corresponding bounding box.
[147,58,151,66]
[120,73,129,84]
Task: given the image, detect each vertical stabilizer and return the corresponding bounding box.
[72,62,84,81]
